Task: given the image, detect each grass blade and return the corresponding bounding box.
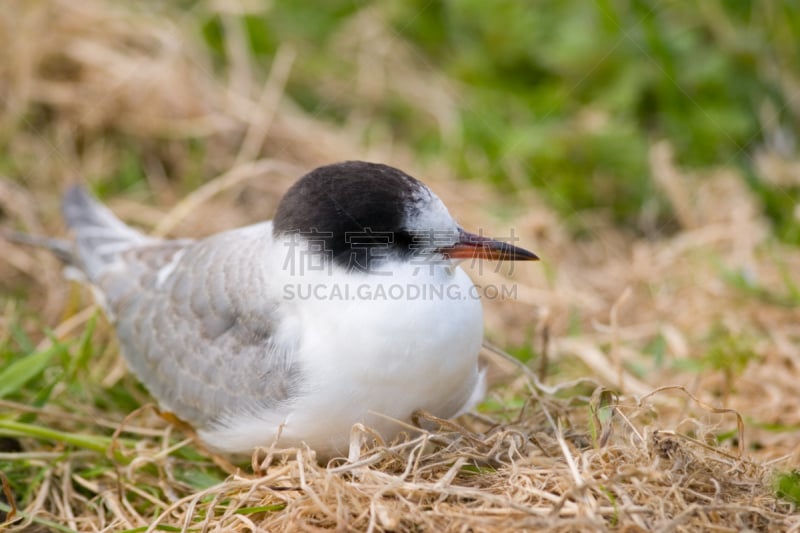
[0,344,65,399]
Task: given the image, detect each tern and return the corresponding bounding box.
[30,161,538,458]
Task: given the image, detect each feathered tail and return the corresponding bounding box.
[60,185,152,280]
[0,229,74,263]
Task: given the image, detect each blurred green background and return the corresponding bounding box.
[197,0,799,241]
[4,1,797,242]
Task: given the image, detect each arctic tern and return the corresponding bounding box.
[28,161,538,458]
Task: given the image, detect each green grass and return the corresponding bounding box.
[8,1,794,239]
[187,0,800,239]
[0,309,230,527]
[775,470,800,506]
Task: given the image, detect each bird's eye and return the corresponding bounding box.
[393,230,412,247]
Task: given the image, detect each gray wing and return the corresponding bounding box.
[63,187,302,428]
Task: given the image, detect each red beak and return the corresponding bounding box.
[441,229,538,261]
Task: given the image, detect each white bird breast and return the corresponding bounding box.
[201,236,485,457]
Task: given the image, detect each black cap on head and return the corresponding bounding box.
[274,161,427,270]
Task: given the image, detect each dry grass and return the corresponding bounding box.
[1,1,800,531]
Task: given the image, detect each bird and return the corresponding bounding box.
[26,161,538,459]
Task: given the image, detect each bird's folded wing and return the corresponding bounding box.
[96,227,301,429]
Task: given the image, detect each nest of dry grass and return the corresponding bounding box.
[1,384,795,531]
[1,1,800,531]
